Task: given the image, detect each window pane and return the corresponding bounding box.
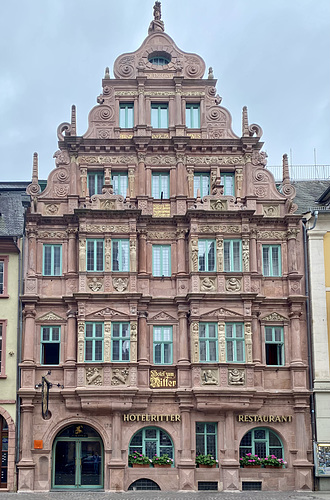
[199,324,206,338]
[236,341,244,361]
[226,324,233,338]
[206,435,216,456]
[227,340,233,361]
[152,174,159,198]
[196,435,205,455]
[207,241,215,271]
[263,247,270,275]
[87,241,95,271]
[42,327,50,341]
[236,324,243,338]
[224,241,230,271]
[122,324,129,337]
[272,246,280,275]
[200,341,206,361]
[233,241,241,270]
[44,246,52,275]
[198,241,206,271]
[208,324,216,337]
[160,107,168,128]
[112,241,119,271]
[160,174,168,198]
[52,327,60,341]
[202,175,209,196]
[112,324,120,337]
[85,341,93,361]
[154,343,161,363]
[121,240,129,271]
[153,247,161,276]
[151,107,159,127]
[122,340,130,360]
[112,340,119,360]
[86,324,93,337]
[209,341,217,361]
[96,241,103,271]
[255,442,267,458]
[95,324,103,337]
[164,343,171,363]
[265,328,273,342]
[53,246,61,275]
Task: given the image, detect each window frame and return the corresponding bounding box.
[111,172,128,196]
[152,245,171,277]
[223,239,242,272]
[0,256,9,297]
[111,322,130,362]
[43,244,62,276]
[151,103,169,128]
[86,239,104,272]
[198,239,216,272]
[129,427,174,463]
[151,172,170,199]
[194,173,210,198]
[0,320,7,377]
[85,322,104,362]
[199,323,218,362]
[221,173,235,196]
[265,326,284,366]
[119,102,134,128]
[40,325,61,365]
[239,428,284,459]
[225,323,245,363]
[196,422,217,458]
[87,171,104,196]
[112,239,130,272]
[262,244,282,277]
[153,326,173,365]
[186,103,200,128]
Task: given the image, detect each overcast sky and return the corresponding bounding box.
[0,0,329,182]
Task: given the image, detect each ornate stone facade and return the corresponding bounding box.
[19,2,312,494]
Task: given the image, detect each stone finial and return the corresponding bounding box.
[71,105,76,136]
[242,106,249,137]
[148,1,165,34]
[281,153,296,203]
[282,153,290,184]
[208,67,214,79]
[104,66,110,79]
[26,152,41,197]
[32,152,38,184]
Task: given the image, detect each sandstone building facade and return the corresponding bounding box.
[19,4,313,492]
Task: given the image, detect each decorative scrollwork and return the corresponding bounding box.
[282,183,296,199]
[57,122,72,141]
[207,107,226,123]
[249,123,263,138]
[56,168,70,182]
[55,185,69,197]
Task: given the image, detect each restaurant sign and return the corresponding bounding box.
[237,414,293,423]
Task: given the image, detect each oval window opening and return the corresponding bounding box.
[148,52,171,66]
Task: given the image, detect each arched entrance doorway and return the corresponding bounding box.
[0,416,8,488]
[52,424,103,489]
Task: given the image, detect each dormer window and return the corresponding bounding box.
[148,51,171,66]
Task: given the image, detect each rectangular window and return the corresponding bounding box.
[221,173,235,196]
[112,239,129,272]
[87,172,104,196]
[85,322,103,362]
[199,323,218,362]
[0,322,5,375]
[86,239,104,272]
[186,103,200,128]
[112,322,130,361]
[0,261,4,295]
[41,326,60,365]
[198,240,215,272]
[119,103,134,128]
[151,103,168,128]
[196,422,217,457]
[152,245,171,276]
[194,173,210,198]
[226,323,245,362]
[262,245,281,276]
[153,326,173,364]
[112,172,128,196]
[224,240,242,272]
[152,172,169,199]
[265,326,284,366]
[43,245,62,276]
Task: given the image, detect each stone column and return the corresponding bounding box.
[176,230,186,275]
[65,308,76,363]
[250,229,257,273]
[176,155,185,196]
[222,411,240,491]
[67,228,77,274]
[20,400,34,462]
[138,87,144,124]
[252,312,261,364]
[138,230,147,275]
[287,228,299,274]
[112,412,122,461]
[137,153,146,196]
[27,228,37,275]
[290,310,303,365]
[180,409,192,460]
[137,311,148,363]
[178,310,189,363]
[22,307,36,363]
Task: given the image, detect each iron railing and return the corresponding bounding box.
[267,165,330,182]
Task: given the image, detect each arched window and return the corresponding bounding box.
[128,479,160,491]
[129,427,174,461]
[239,428,283,459]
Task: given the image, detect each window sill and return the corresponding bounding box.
[0,294,9,299]
[0,374,8,379]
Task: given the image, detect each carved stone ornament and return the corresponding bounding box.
[210,199,227,211]
[148,231,176,240]
[53,149,70,166]
[111,368,129,385]
[113,277,129,292]
[200,277,216,292]
[226,277,241,292]
[86,367,103,386]
[191,239,198,272]
[191,322,199,363]
[88,277,104,292]
[199,224,240,234]
[151,311,176,322]
[228,368,245,385]
[45,204,59,215]
[257,230,286,240]
[79,155,136,165]
[186,155,244,165]
[37,312,65,322]
[201,369,218,385]
[85,224,130,233]
[262,312,288,322]
[263,205,280,217]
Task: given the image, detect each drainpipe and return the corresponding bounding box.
[302,210,318,486]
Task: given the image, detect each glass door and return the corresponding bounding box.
[54,441,76,486]
[0,417,8,488]
[80,441,102,486]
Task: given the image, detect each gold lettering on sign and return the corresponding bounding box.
[152,133,170,139]
[146,73,175,79]
[120,133,133,139]
[150,369,177,388]
[153,204,171,217]
[237,414,293,423]
[123,413,181,422]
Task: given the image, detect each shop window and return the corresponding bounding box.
[0,321,6,376]
[221,173,235,196]
[85,322,103,362]
[86,239,104,272]
[186,103,200,128]
[199,323,218,362]
[112,172,128,196]
[239,428,284,459]
[226,323,245,362]
[43,245,62,276]
[194,173,209,198]
[112,322,130,361]
[262,245,281,276]
[153,326,173,364]
[119,103,134,128]
[224,239,242,272]
[129,427,174,462]
[87,172,104,196]
[41,326,60,365]
[151,103,168,128]
[0,416,8,488]
[198,239,215,272]
[265,326,284,365]
[112,239,129,272]
[152,245,171,276]
[196,422,217,457]
[152,172,169,199]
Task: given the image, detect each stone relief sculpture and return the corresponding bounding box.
[200,277,216,292]
[191,322,199,363]
[88,277,103,292]
[201,369,218,385]
[245,322,253,363]
[86,367,103,386]
[79,239,86,272]
[242,239,249,272]
[130,240,137,272]
[228,368,245,385]
[218,322,226,362]
[111,368,129,385]
[191,239,198,272]
[113,277,129,292]
[226,277,241,292]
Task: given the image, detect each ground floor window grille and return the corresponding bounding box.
[128,479,160,490]
[198,481,218,491]
[242,481,262,491]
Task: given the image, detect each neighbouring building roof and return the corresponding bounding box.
[0,182,30,237]
[293,180,330,214]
